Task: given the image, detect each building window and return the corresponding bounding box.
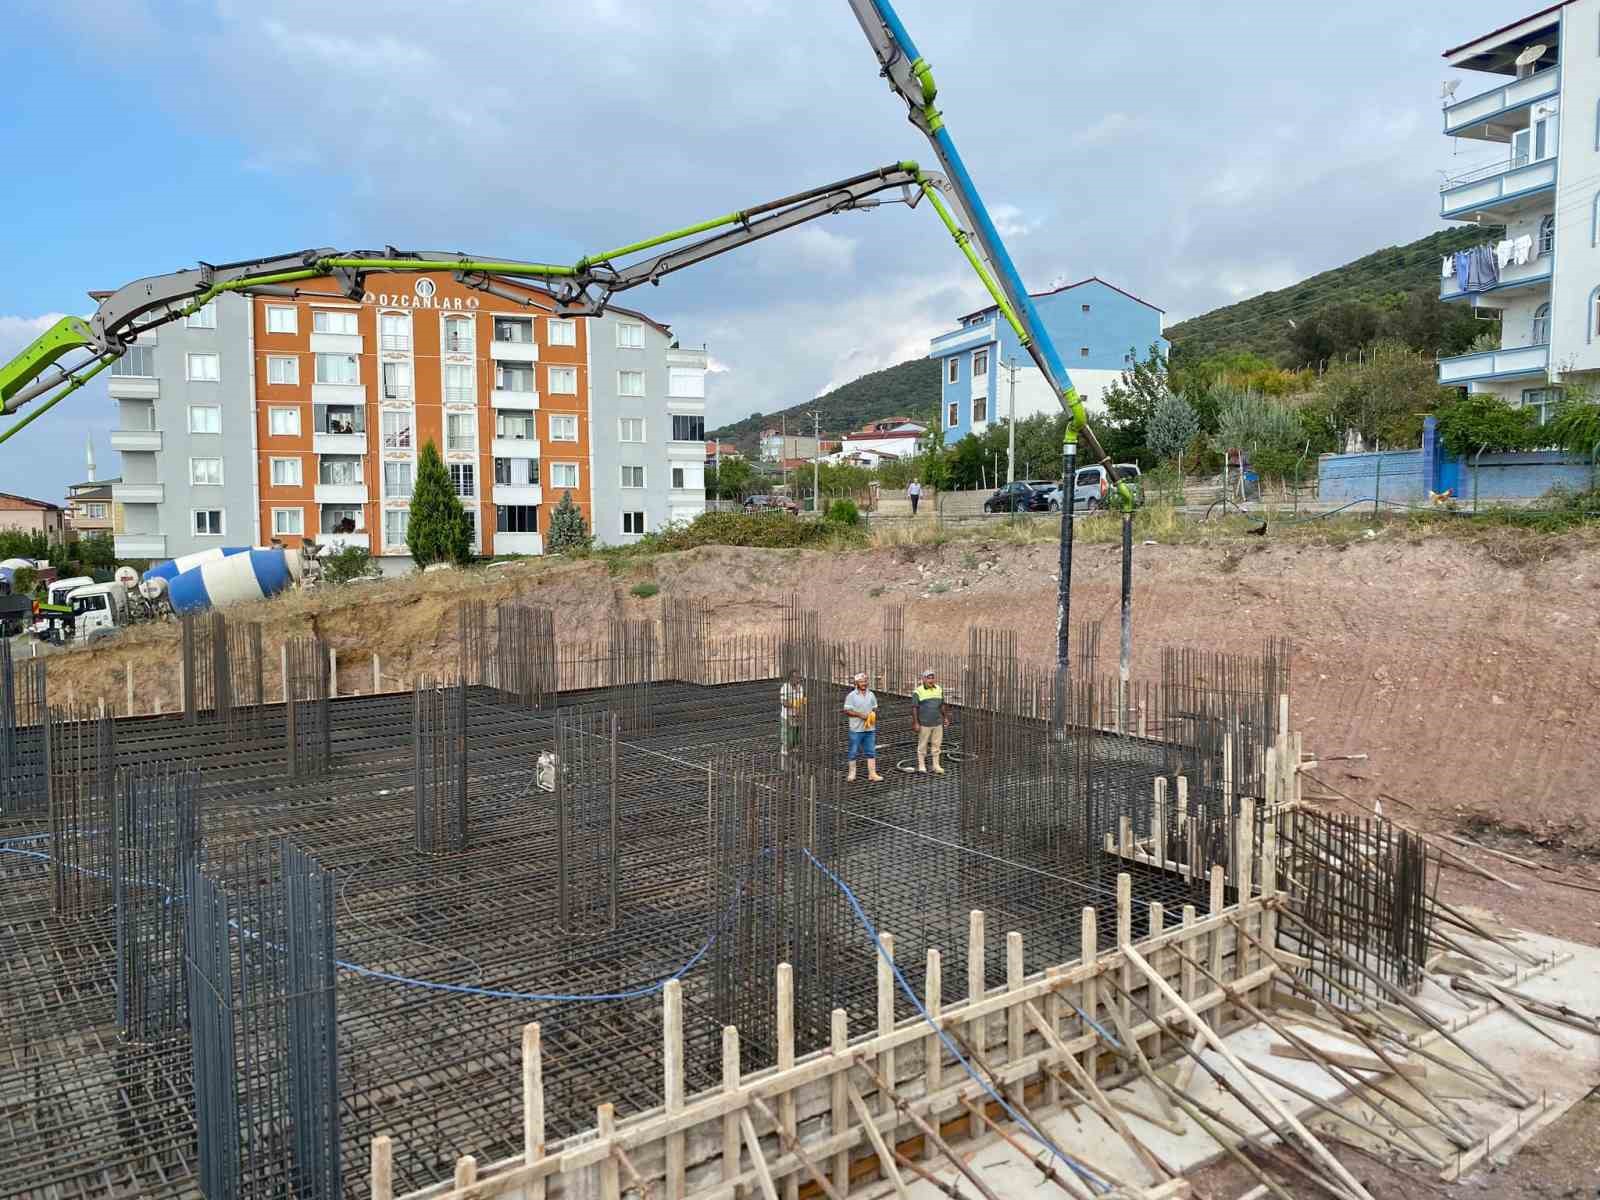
[947,401,958,428]
[550,462,579,489]
[548,319,576,347]
[973,397,987,423]
[1082,303,1091,313]
[323,506,361,534]
[319,456,363,486]
[446,412,477,452]
[381,410,412,449]
[496,504,538,534]
[1522,386,1561,425]
[495,362,535,393]
[267,355,299,385]
[384,509,410,544]
[946,358,959,385]
[667,367,705,398]
[548,365,578,394]
[265,305,297,334]
[272,508,304,536]
[972,349,988,376]
[621,465,645,488]
[671,414,705,442]
[268,407,300,436]
[317,404,363,435]
[186,353,220,382]
[1080,347,1090,357]
[617,321,644,349]
[186,302,217,330]
[193,509,224,536]
[312,309,359,335]
[1532,303,1551,345]
[496,410,535,440]
[619,417,645,443]
[314,353,359,385]
[188,405,221,434]
[449,463,476,496]
[462,506,477,542]
[495,457,539,486]
[549,413,579,442]
[379,312,410,352]
[618,370,645,397]
[444,315,474,353]
[622,511,646,535]
[493,316,533,344]
[672,466,685,489]
[444,363,474,404]
[1539,214,1555,256]
[112,345,156,376]
[383,461,413,498]
[190,457,223,486]
[81,503,107,520]
[382,360,412,400]
[270,457,302,486]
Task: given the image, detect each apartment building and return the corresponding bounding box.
[1435,2,1599,419]
[926,277,1167,446]
[108,276,705,566]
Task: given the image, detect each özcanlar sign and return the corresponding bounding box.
[362,278,481,310]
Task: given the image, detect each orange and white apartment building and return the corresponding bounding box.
[107,275,708,567]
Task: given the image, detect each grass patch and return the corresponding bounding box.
[629,581,660,598]
[928,581,949,595]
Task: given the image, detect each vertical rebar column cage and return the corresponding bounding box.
[47,705,118,916]
[494,601,556,709]
[551,705,619,933]
[458,599,491,689]
[0,640,48,816]
[284,637,331,780]
[185,840,341,1200]
[224,619,266,741]
[663,597,709,683]
[414,678,469,855]
[115,763,199,1042]
[603,618,655,735]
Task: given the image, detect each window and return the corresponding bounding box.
[495,362,535,393]
[186,353,220,382]
[946,357,958,384]
[462,506,477,542]
[444,315,475,353]
[1538,214,1555,257]
[190,457,222,486]
[621,465,645,488]
[619,417,645,443]
[384,509,410,544]
[548,365,578,394]
[81,503,108,519]
[622,511,646,535]
[112,345,156,376]
[548,318,576,347]
[496,504,539,533]
[383,461,413,498]
[494,457,539,486]
[1082,303,1091,313]
[973,396,987,423]
[1532,302,1551,345]
[186,302,217,329]
[193,509,224,536]
[379,312,410,352]
[496,410,535,440]
[972,349,988,376]
[449,463,476,496]
[445,363,475,404]
[323,506,361,534]
[188,405,221,434]
[616,321,644,349]
[672,466,685,489]
[315,353,359,385]
[268,407,300,436]
[320,456,363,486]
[382,360,412,399]
[671,414,705,442]
[317,405,363,434]
[493,316,533,343]
[446,412,477,452]
[270,457,302,487]
[1522,386,1561,425]
[381,409,412,449]
[549,413,578,442]
[312,309,359,335]
[272,508,304,536]
[667,367,704,397]
[1080,347,1090,358]
[947,401,959,428]
[267,355,299,385]
[618,370,645,397]
[550,461,579,489]
[265,305,297,334]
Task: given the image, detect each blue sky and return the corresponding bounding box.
[2,0,1515,502]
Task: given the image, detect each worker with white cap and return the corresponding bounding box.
[841,672,882,782]
[911,668,948,774]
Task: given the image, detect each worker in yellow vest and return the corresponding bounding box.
[912,668,948,774]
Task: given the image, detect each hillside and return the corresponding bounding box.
[711,357,938,452]
[1167,225,1500,364]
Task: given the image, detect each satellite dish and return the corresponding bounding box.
[1515,44,1546,67]
[1441,79,1461,101]
[114,566,138,589]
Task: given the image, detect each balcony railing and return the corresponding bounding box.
[444,332,475,354]
[1440,155,1556,217]
[1444,67,1558,136]
[1437,342,1548,385]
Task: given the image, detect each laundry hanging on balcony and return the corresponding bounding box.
[1463,244,1498,292]
[1512,234,1534,265]
[1495,239,1514,270]
[1453,250,1471,290]
[1442,255,1454,279]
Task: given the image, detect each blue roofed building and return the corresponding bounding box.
[927,277,1167,445]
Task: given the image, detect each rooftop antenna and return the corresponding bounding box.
[1514,44,1546,77]
[1440,79,1461,106]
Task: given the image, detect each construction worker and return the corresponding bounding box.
[779,669,805,759]
[842,672,882,782]
[912,668,948,774]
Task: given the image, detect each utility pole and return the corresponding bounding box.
[1003,357,1018,485]
[809,409,821,515]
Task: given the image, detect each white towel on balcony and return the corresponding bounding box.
[1495,239,1514,269]
[1443,255,1454,278]
[1512,234,1534,265]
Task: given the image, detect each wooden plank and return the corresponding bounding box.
[722,1026,742,1196]
[1117,874,1133,1031]
[1440,1093,1558,1182]
[966,909,985,1140]
[923,950,942,1104]
[854,1056,1001,1200]
[846,1085,908,1200]
[739,1113,781,1200]
[829,1010,849,1199]
[1080,907,1098,1081]
[777,964,797,1200]
[876,934,895,1126]
[522,1022,545,1200]
[599,1104,621,1200]
[1006,932,1025,1107]
[1266,1042,1424,1079]
[750,1096,841,1200]
[372,1135,393,1200]
[454,1158,477,1188]
[665,980,687,1200]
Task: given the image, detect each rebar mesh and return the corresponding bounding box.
[116,763,200,1042]
[413,679,469,855]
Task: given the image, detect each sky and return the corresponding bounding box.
[0,0,1520,502]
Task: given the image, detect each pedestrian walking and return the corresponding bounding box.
[907,478,922,516]
[779,669,805,759]
[842,672,882,782]
[911,668,948,774]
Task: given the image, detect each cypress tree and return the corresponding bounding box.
[406,440,473,567]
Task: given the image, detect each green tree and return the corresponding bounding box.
[1099,344,1172,463]
[1318,341,1449,449]
[1214,390,1304,463]
[1545,390,1600,457]
[546,490,592,554]
[0,530,48,561]
[1146,393,1201,466]
[405,440,473,567]
[75,533,116,571]
[1434,395,1539,456]
[708,456,754,500]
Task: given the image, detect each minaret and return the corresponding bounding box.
[85,432,97,482]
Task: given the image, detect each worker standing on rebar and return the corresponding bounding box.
[779,669,805,759]
[842,672,882,782]
[911,668,948,774]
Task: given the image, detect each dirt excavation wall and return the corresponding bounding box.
[37,532,1600,850]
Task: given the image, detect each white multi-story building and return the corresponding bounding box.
[1437,1,1600,420]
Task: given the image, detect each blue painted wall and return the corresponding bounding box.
[1320,445,1594,503]
[1318,451,1427,504]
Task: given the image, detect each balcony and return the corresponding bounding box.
[491,436,540,459]
[112,482,164,504]
[1440,154,1555,219]
[490,388,540,410]
[314,431,368,455]
[107,376,159,400]
[114,532,166,558]
[316,531,370,550]
[310,332,362,355]
[1437,342,1548,385]
[929,318,997,357]
[311,383,367,407]
[1443,67,1558,137]
[314,482,369,504]
[492,531,543,556]
[1440,252,1551,301]
[489,338,539,363]
[492,483,543,507]
[110,428,163,452]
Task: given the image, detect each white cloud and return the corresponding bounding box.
[1069,112,1140,147]
[991,204,1039,238]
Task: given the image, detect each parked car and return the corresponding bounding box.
[982,481,1051,513]
[1046,463,1144,511]
[743,494,800,515]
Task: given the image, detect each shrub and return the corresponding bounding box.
[629,581,659,598]
[547,490,593,555]
[1435,395,1539,456]
[642,511,862,551]
[1545,395,1600,457]
[321,545,380,585]
[825,498,860,526]
[406,441,474,567]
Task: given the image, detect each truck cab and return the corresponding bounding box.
[69,582,129,642]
